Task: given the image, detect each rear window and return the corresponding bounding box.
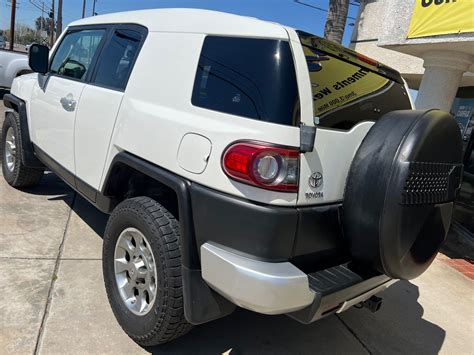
[298,31,411,130]
[192,36,300,126]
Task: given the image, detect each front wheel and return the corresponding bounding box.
[1,112,44,187]
[102,196,192,346]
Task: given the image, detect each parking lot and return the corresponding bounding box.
[0,95,473,354]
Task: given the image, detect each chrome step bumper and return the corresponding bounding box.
[201,243,315,314]
[201,242,395,319]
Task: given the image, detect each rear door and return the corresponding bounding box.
[74,25,146,199]
[293,31,413,205]
[29,28,106,176]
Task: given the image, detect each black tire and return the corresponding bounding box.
[103,196,192,346]
[1,111,44,187]
[343,110,463,280]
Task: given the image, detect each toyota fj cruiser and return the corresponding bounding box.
[2,9,463,346]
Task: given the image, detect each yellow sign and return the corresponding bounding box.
[408,0,474,39]
[303,46,389,116]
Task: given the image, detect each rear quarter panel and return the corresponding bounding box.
[101,31,300,206]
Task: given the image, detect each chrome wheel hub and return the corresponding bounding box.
[114,228,157,316]
[4,127,16,172]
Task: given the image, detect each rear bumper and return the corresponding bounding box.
[201,243,315,314]
[201,242,394,319]
[189,183,391,324]
[189,183,345,262]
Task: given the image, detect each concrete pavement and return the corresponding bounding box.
[0,98,473,354]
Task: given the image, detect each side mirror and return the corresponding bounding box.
[29,44,49,74]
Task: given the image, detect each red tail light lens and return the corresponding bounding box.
[222,141,299,192]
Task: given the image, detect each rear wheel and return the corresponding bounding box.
[103,196,192,346]
[1,112,43,187]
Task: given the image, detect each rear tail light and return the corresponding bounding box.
[222,141,299,192]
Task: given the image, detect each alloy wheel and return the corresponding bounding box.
[4,127,17,173]
[114,227,158,316]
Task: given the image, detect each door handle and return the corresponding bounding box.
[60,94,76,111]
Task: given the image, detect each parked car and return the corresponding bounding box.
[0,37,6,49]
[2,9,463,346]
[0,49,31,88]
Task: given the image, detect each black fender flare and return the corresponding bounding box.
[3,93,43,168]
[101,152,236,324]
[102,152,199,268]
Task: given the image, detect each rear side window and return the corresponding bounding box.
[192,36,299,126]
[92,29,143,91]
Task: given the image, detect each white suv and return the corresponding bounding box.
[2,9,463,346]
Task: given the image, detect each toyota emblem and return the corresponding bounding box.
[308,172,323,188]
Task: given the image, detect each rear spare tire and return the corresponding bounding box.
[343,110,463,280]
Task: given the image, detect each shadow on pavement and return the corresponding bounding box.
[143,280,445,354]
[21,171,72,197]
[338,281,446,355]
[149,309,363,354]
[71,192,109,237]
[20,172,108,237]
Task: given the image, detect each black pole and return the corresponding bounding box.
[9,0,16,51]
[82,0,86,18]
[49,0,55,47]
[57,0,63,35]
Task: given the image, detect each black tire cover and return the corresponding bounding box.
[343,110,463,280]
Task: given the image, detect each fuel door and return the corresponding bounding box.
[177,133,212,174]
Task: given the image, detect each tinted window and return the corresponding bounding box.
[298,31,411,130]
[50,29,105,81]
[192,36,299,126]
[93,29,143,90]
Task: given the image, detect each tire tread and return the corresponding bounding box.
[1,112,43,187]
[103,196,192,346]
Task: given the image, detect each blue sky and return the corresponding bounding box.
[1,0,360,45]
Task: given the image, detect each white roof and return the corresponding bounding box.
[69,8,289,39]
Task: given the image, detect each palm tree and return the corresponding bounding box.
[324,0,350,43]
